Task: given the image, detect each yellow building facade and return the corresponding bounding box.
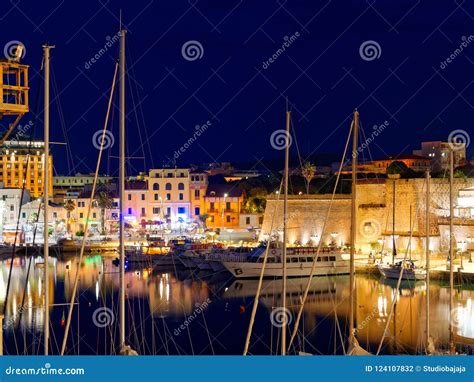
[204,185,243,229]
[0,141,53,198]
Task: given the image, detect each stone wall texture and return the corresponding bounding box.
[260,179,474,256]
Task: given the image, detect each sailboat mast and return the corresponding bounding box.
[449,149,454,354]
[425,170,430,352]
[349,109,358,345]
[42,43,54,356]
[119,29,126,350]
[281,110,290,355]
[392,179,396,264]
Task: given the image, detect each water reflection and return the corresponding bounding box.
[0,254,472,355]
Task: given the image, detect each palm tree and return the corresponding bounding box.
[94,191,113,235]
[301,162,316,194]
[63,199,76,234]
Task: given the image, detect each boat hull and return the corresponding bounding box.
[377,264,426,281]
[221,261,349,279]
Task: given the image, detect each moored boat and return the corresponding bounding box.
[377,260,426,281]
[222,245,349,279]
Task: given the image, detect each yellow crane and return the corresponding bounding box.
[0,42,29,144]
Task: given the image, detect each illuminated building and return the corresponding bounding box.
[148,168,191,223]
[204,185,243,229]
[0,140,53,198]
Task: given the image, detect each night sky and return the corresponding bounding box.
[1,0,473,177]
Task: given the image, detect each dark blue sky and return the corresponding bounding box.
[1,0,473,176]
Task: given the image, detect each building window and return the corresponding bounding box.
[210,202,215,211]
[226,202,231,211]
[195,207,200,216]
[154,194,159,201]
[165,183,172,190]
[246,217,250,225]
[128,208,132,214]
[21,212,26,219]
[179,193,183,200]
[9,205,14,211]
[226,215,231,223]
[178,182,184,190]
[93,213,96,219]
[141,208,146,216]
[194,189,200,199]
[166,207,171,216]
[153,183,159,190]
[128,194,132,201]
[166,193,171,201]
[153,207,160,214]
[178,207,185,214]
[80,213,84,219]
[141,194,145,200]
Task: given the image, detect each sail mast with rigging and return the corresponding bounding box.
[119,28,127,352]
[42,43,54,356]
[349,109,358,348]
[281,108,290,356]
[449,149,455,354]
[425,170,431,352]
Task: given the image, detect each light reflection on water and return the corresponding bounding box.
[0,254,473,355]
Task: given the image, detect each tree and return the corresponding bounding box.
[94,192,113,235]
[198,214,209,229]
[63,199,76,234]
[386,161,416,178]
[301,162,316,194]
